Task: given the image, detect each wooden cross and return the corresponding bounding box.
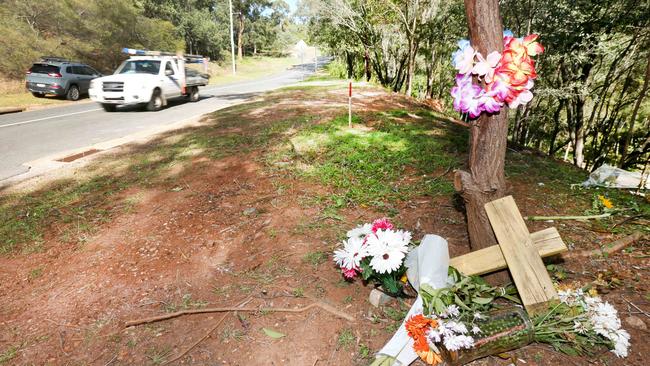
[450,196,566,316]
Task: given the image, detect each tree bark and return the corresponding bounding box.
[620,53,650,167]
[237,13,245,60]
[454,0,509,283]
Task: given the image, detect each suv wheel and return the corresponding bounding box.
[66,85,80,101]
[187,86,199,102]
[101,104,117,112]
[146,89,163,111]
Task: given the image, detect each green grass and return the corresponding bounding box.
[336,328,356,350]
[0,345,18,365]
[275,110,463,206]
[303,251,328,267]
[0,92,73,109]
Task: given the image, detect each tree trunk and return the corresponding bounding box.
[237,13,244,60]
[364,48,371,81]
[454,0,509,283]
[620,53,650,167]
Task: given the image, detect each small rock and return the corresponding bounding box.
[243,207,257,216]
[625,315,647,330]
[369,288,395,307]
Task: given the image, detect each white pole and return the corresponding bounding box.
[228,0,236,75]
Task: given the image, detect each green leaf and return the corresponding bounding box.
[471,296,494,305]
[262,328,286,339]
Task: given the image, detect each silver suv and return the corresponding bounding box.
[26,57,102,101]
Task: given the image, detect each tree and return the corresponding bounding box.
[453,0,509,279]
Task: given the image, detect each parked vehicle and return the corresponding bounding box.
[89,48,210,112]
[26,57,102,101]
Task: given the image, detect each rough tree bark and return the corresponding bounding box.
[620,53,650,167]
[237,13,245,60]
[454,0,509,281]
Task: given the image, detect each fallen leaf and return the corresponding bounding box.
[262,327,285,339]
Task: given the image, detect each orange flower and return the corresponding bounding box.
[416,348,442,365]
[405,314,438,339]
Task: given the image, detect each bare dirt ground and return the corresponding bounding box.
[1,83,648,366]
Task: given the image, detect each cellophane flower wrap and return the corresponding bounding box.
[333,218,411,295]
[451,30,544,119]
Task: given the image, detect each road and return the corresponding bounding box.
[0,61,324,182]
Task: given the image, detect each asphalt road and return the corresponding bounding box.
[0,61,324,182]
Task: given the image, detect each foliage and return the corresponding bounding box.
[305,0,650,172]
[0,0,300,78]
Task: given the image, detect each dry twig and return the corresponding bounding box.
[125,301,354,328]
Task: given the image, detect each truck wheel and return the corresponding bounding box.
[187,86,199,102]
[66,85,80,101]
[146,89,163,111]
[101,104,117,112]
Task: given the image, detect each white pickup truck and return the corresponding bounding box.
[89,50,209,112]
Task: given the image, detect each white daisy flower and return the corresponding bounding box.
[610,329,630,358]
[333,236,367,270]
[473,312,485,320]
[365,229,410,274]
[471,325,481,334]
[573,320,588,334]
[442,304,460,318]
[346,223,373,240]
[443,334,474,351]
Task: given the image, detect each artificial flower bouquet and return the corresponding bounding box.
[404,269,631,365]
[451,30,544,119]
[333,218,412,296]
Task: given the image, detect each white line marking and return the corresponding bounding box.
[0,108,102,129]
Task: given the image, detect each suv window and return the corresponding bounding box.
[165,62,175,75]
[82,66,98,76]
[30,64,60,74]
[117,60,161,75]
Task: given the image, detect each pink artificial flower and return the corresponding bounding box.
[507,80,534,108]
[486,78,511,102]
[478,93,502,114]
[451,74,483,119]
[472,51,501,82]
[371,218,394,233]
[342,267,359,279]
[452,44,476,74]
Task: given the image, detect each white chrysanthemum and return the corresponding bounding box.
[610,329,630,358]
[473,312,485,320]
[445,321,468,334]
[471,325,481,334]
[333,236,367,270]
[365,229,410,274]
[346,223,373,240]
[442,304,460,318]
[443,334,475,351]
[573,320,589,334]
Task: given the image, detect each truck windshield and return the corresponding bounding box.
[117,60,161,75]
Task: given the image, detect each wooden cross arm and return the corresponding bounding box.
[449,227,567,277]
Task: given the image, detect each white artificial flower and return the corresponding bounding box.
[443,334,475,351]
[445,321,468,334]
[333,236,367,270]
[473,312,485,320]
[365,229,410,274]
[442,304,460,318]
[573,320,588,334]
[427,328,442,343]
[610,329,630,358]
[471,325,481,334]
[346,223,373,240]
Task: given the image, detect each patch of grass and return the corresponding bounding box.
[337,328,356,350]
[28,267,43,280]
[146,346,171,365]
[163,294,208,313]
[358,343,372,360]
[292,287,305,298]
[274,111,463,207]
[0,345,18,365]
[303,251,328,267]
[221,326,245,342]
[342,295,353,304]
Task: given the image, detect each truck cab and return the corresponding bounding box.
[89,50,209,112]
